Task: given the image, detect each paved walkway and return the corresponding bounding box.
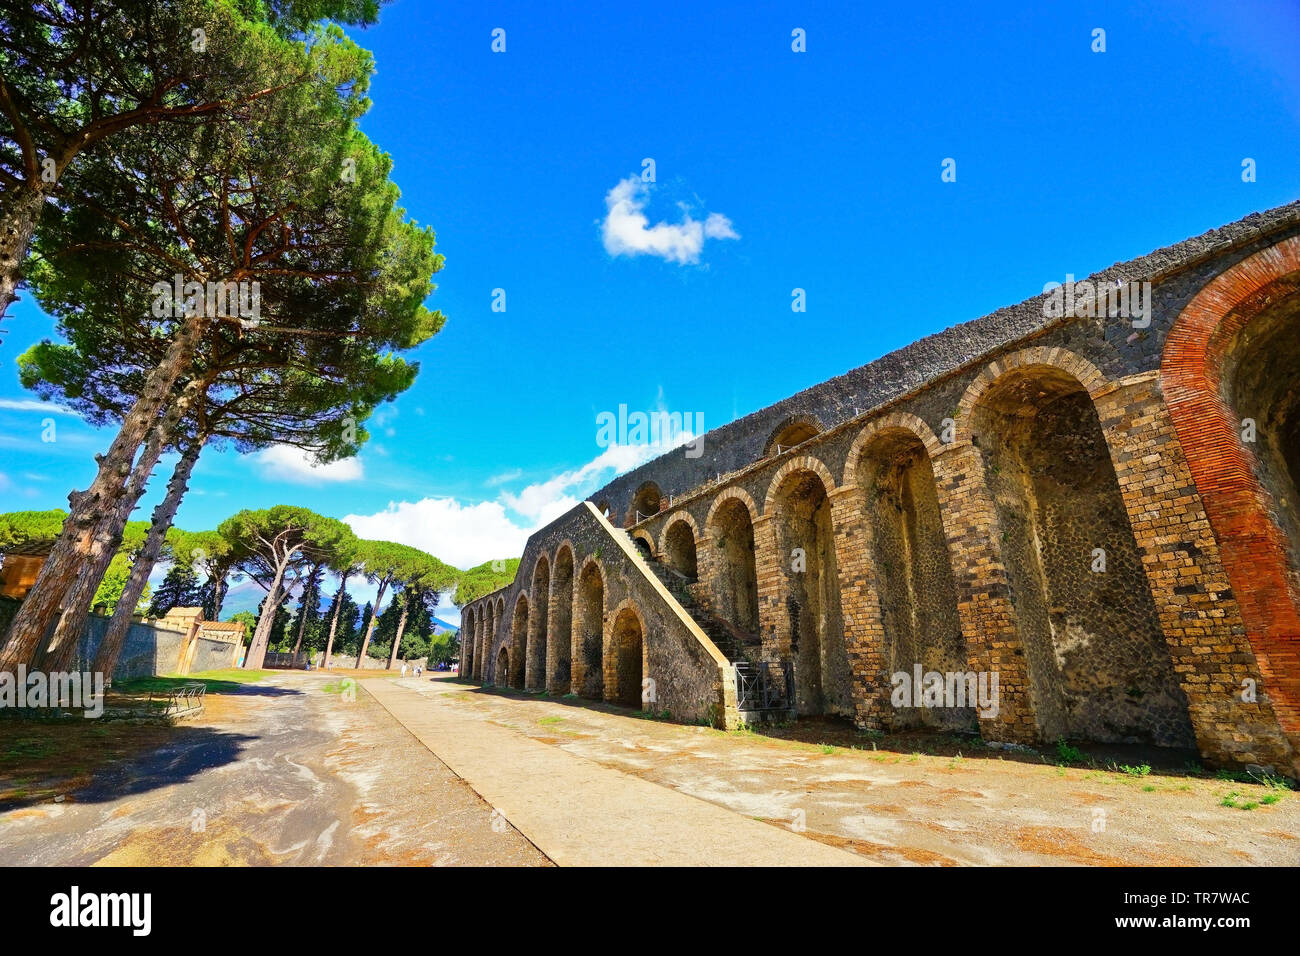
[363,678,867,866]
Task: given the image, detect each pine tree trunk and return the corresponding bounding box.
[387,597,410,670]
[244,551,295,670]
[93,439,204,680]
[40,383,200,672]
[0,315,206,672]
[290,562,322,665]
[40,428,169,672]
[0,183,46,324]
[323,572,349,669]
[355,578,388,668]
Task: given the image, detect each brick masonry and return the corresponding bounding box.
[461,203,1300,777]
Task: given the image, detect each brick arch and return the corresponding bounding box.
[763,413,825,456]
[657,510,700,554]
[629,528,656,556]
[762,454,837,515]
[605,598,648,709]
[956,346,1109,442]
[529,550,551,604]
[705,486,759,528]
[1162,235,1300,740]
[842,411,944,485]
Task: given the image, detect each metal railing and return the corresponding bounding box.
[734,661,794,712]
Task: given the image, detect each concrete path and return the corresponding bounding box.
[363,677,868,866]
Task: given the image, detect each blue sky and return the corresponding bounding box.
[2,0,1298,622]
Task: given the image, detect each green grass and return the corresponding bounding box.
[537,716,564,726]
[1118,763,1152,777]
[117,669,271,695]
[819,744,836,755]
[1054,737,1087,765]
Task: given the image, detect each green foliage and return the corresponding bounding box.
[1054,737,1087,765]
[92,553,151,614]
[227,611,257,646]
[147,564,204,618]
[0,510,66,549]
[453,558,520,605]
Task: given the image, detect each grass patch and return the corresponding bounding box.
[1055,737,1087,765]
[116,669,271,695]
[537,716,564,726]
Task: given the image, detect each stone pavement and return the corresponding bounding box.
[362,677,868,866]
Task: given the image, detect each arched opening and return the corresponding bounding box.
[630,531,654,560]
[855,429,972,731]
[461,608,475,678]
[493,598,504,681]
[574,562,604,699]
[509,594,529,689]
[770,468,851,717]
[527,556,550,691]
[1221,290,1300,594]
[629,482,663,523]
[495,646,509,687]
[766,417,822,457]
[550,546,575,692]
[971,365,1193,746]
[608,606,644,709]
[663,519,698,581]
[707,497,759,636]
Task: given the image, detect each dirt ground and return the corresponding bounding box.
[3,668,1296,867]
[0,671,549,866]
[406,677,1300,866]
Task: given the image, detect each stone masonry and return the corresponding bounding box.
[461,202,1300,777]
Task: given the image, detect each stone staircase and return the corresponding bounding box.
[620,531,758,666]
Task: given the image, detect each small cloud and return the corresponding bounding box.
[255,445,363,484]
[0,399,79,416]
[486,468,523,487]
[600,176,739,265]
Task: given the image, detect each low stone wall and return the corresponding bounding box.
[263,650,428,671]
[74,614,188,682]
[190,636,240,672]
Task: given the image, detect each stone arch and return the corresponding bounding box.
[549,543,575,693]
[1163,235,1300,741]
[849,423,972,731]
[527,554,550,690]
[495,646,509,687]
[956,347,1108,443]
[573,557,605,699]
[491,596,504,682]
[606,600,646,710]
[461,607,475,678]
[629,481,663,524]
[659,513,699,581]
[763,454,837,515]
[704,489,760,635]
[509,593,529,689]
[969,360,1193,746]
[629,529,655,559]
[764,414,824,456]
[768,464,851,716]
[842,412,945,485]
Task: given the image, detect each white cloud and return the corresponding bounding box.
[343,438,690,573]
[0,398,79,416]
[600,176,738,265]
[345,497,531,570]
[255,444,363,484]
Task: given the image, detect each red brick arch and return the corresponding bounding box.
[1162,235,1300,739]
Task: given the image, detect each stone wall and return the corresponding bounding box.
[460,203,1300,776]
